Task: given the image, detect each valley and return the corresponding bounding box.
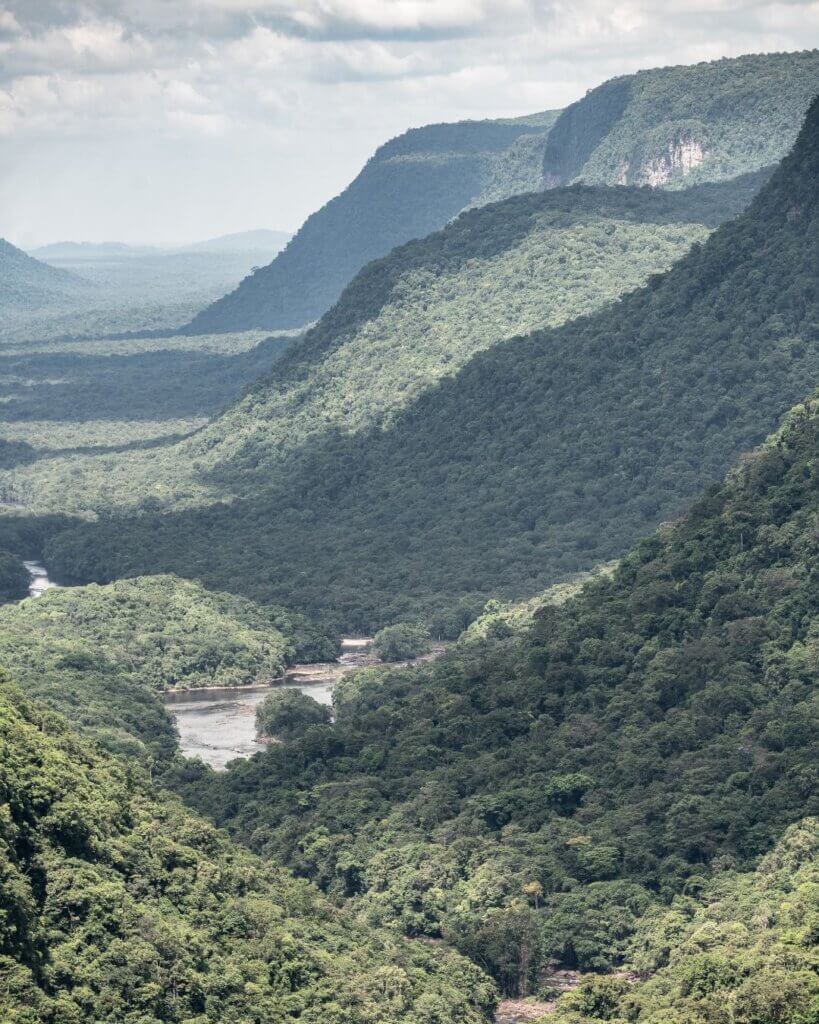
[0,36,817,1024]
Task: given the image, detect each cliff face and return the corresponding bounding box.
[639,131,706,186]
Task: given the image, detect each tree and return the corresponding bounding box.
[255,688,331,740]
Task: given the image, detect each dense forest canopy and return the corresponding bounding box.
[0,46,817,1024]
[3,173,770,521]
[171,391,819,1012]
[542,49,819,188]
[0,676,496,1023]
[188,49,818,335]
[25,93,819,633]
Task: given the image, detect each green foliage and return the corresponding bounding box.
[7,177,761,522]
[0,550,28,603]
[373,623,432,662]
[171,394,819,1000]
[543,49,819,188]
[552,819,819,1023]
[255,688,332,740]
[0,676,497,1023]
[29,95,819,633]
[189,116,555,332]
[0,575,333,761]
[191,50,815,334]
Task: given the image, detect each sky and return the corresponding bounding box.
[1,1,818,248]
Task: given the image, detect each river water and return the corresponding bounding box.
[164,642,374,770]
[23,560,56,598]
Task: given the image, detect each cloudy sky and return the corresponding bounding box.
[2,0,817,248]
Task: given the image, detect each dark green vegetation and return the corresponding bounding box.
[189,50,817,335]
[188,114,558,333]
[0,550,29,603]
[32,93,819,632]
[552,820,818,1023]
[6,174,763,518]
[542,48,819,188]
[372,623,432,663]
[0,676,496,1023]
[0,575,333,762]
[170,392,819,1013]
[256,689,332,741]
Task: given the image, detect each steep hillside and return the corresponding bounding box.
[188,50,817,334]
[0,676,496,1023]
[553,820,818,1022]
[5,173,762,521]
[0,239,91,312]
[188,169,768,473]
[171,392,819,1008]
[187,115,558,332]
[542,48,819,187]
[36,94,819,631]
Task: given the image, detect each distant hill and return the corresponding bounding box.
[542,48,819,188]
[187,50,818,335]
[30,240,159,259]
[0,238,92,311]
[11,233,294,340]
[186,113,560,333]
[32,231,290,260]
[177,229,291,254]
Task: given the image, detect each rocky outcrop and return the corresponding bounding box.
[641,131,706,186]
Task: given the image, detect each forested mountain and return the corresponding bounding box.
[34,93,819,631]
[0,239,92,312]
[171,391,819,1016]
[187,50,817,335]
[6,170,767,521]
[542,48,819,188]
[187,113,558,333]
[0,676,495,1023]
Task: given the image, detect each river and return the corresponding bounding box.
[164,641,375,770]
[24,560,57,598]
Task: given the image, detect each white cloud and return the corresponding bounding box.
[1,0,818,245]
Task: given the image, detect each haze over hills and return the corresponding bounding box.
[0,238,92,312]
[28,94,819,631]
[2,231,292,342]
[188,49,819,335]
[31,229,291,260]
[186,112,561,333]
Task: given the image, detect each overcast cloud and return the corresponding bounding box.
[2,0,818,247]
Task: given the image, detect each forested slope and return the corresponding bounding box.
[188,171,769,485]
[0,676,496,1023]
[171,392,819,1016]
[7,172,767,522]
[542,48,819,187]
[187,114,556,333]
[189,50,817,334]
[38,94,819,631]
[0,239,92,312]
